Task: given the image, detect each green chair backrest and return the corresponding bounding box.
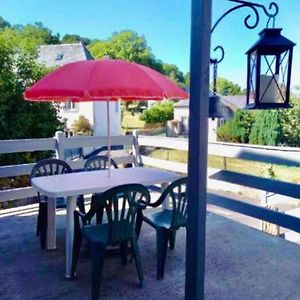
[162,177,188,229]
[84,155,118,171]
[84,184,150,245]
[30,158,72,179]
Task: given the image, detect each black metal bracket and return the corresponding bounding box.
[210,0,279,64]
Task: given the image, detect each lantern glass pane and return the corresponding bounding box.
[248,52,257,105]
[259,52,289,104]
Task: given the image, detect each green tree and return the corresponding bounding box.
[0,17,10,29]
[0,38,63,165]
[88,30,163,72]
[162,63,185,87]
[184,72,190,88]
[217,110,254,143]
[249,110,284,146]
[61,34,91,46]
[214,77,243,95]
[0,21,59,55]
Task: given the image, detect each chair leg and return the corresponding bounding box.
[169,230,176,250]
[131,233,144,287]
[120,241,128,266]
[36,203,42,236]
[156,228,169,280]
[39,202,48,249]
[77,195,85,214]
[91,243,105,300]
[71,229,83,278]
[135,209,143,238]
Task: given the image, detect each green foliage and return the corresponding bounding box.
[281,97,300,146]
[61,34,91,46]
[0,21,59,55]
[249,110,283,146]
[0,38,63,165]
[184,72,190,88]
[214,77,243,95]
[267,165,276,179]
[71,115,92,135]
[162,63,185,87]
[88,30,163,72]
[139,101,174,124]
[217,110,254,143]
[0,17,10,29]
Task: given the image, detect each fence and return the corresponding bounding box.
[1,133,300,234]
[0,132,138,202]
[136,134,300,235]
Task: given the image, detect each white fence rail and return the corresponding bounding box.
[137,135,300,167]
[0,133,299,203]
[0,132,137,202]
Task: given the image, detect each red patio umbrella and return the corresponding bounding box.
[24,59,188,174]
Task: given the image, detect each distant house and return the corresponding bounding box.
[168,95,246,141]
[37,43,121,137]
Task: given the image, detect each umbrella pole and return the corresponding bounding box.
[107,99,111,177]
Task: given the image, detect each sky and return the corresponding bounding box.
[1,0,299,89]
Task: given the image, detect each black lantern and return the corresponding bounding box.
[209,93,224,119]
[246,28,296,109]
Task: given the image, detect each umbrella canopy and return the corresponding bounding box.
[24,59,188,101]
[24,59,188,175]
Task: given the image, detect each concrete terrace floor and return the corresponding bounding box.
[1,203,300,300]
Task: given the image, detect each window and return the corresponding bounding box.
[56,53,64,61]
[62,101,78,111]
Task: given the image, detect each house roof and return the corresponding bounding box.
[36,43,93,67]
[174,95,246,111]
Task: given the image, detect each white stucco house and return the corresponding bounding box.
[169,95,246,141]
[37,43,121,137]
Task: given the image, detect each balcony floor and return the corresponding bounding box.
[0,203,300,300]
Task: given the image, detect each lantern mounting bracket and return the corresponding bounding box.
[210,0,279,64]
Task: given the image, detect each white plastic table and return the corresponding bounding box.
[31,167,180,278]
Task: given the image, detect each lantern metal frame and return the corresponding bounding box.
[209,0,295,111]
[245,28,295,109]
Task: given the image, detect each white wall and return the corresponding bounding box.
[173,106,218,141]
[59,102,94,130]
[93,100,121,136]
[59,100,121,136]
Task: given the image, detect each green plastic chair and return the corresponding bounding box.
[71,183,151,300]
[136,177,187,280]
[84,155,118,171]
[30,158,76,249]
[77,155,118,214]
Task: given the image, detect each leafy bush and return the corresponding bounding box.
[139,101,174,124]
[249,110,283,146]
[281,97,300,147]
[0,39,63,166]
[71,115,92,135]
[217,110,254,143]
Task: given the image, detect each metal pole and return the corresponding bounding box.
[185,0,212,299]
[107,99,111,177]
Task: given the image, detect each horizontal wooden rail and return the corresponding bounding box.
[138,135,300,167]
[210,170,300,199]
[61,135,134,149]
[0,138,56,154]
[208,191,300,233]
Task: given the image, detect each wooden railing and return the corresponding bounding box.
[0,132,138,202]
[137,134,300,235]
[1,133,300,235]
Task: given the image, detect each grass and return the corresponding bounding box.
[149,149,300,183]
[122,111,145,130]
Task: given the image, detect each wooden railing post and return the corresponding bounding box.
[132,130,142,167]
[55,131,66,160]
